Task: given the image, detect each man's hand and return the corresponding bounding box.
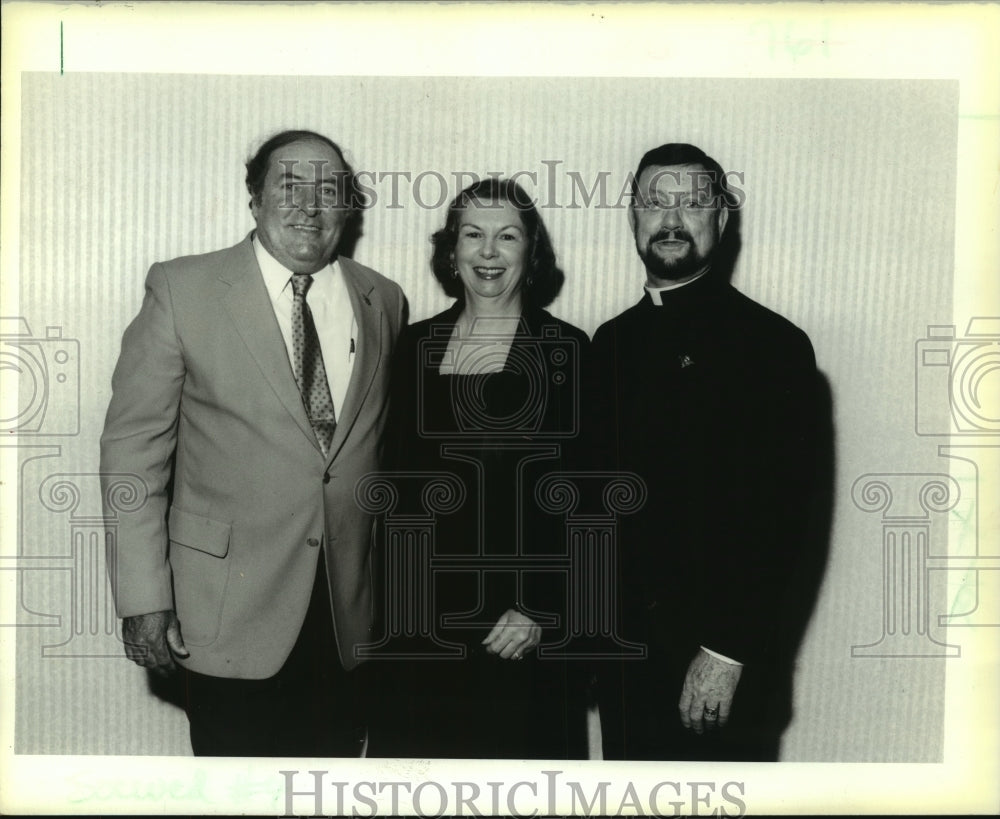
[482,609,541,660]
[122,610,189,677]
[678,648,743,733]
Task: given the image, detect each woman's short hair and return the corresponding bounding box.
[430,178,565,308]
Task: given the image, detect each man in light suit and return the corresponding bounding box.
[100,130,406,756]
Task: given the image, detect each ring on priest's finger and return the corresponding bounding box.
[704,707,719,717]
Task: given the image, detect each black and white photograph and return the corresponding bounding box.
[1,2,997,815]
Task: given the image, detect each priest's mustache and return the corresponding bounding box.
[651,229,693,245]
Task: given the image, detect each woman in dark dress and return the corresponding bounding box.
[367,178,589,759]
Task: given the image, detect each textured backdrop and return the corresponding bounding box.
[13,72,957,760]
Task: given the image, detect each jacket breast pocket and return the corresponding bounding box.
[167,506,232,646]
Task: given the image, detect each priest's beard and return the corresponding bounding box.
[636,228,713,283]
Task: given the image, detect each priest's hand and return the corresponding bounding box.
[678,648,743,733]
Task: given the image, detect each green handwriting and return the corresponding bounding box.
[753,19,832,62]
[68,769,209,804]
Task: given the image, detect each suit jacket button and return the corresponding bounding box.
[323,473,331,484]
[307,537,320,548]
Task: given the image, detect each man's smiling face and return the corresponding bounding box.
[251,139,349,274]
[629,163,729,285]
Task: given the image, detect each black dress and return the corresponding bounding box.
[366,303,590,759]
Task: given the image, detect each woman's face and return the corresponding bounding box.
[452,200,528,308]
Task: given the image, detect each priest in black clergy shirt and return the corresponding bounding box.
[588,143,821,761]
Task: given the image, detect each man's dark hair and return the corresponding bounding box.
[430,177,565,309]
[244,129,368,211]
[631,143,737,209]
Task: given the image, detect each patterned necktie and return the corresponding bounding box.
[290,273,336,456]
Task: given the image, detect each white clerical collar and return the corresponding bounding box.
[253,233,340,303]
[644,268,709,306]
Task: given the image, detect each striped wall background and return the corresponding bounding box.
[14,73,957,759]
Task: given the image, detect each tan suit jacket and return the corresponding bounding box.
[100,234,405,678]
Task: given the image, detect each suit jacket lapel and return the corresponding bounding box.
[326,256,383,464]
[220,235,318,449]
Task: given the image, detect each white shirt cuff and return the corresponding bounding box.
[700,645,743,666]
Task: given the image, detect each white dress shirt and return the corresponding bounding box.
[253,235,356,421]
